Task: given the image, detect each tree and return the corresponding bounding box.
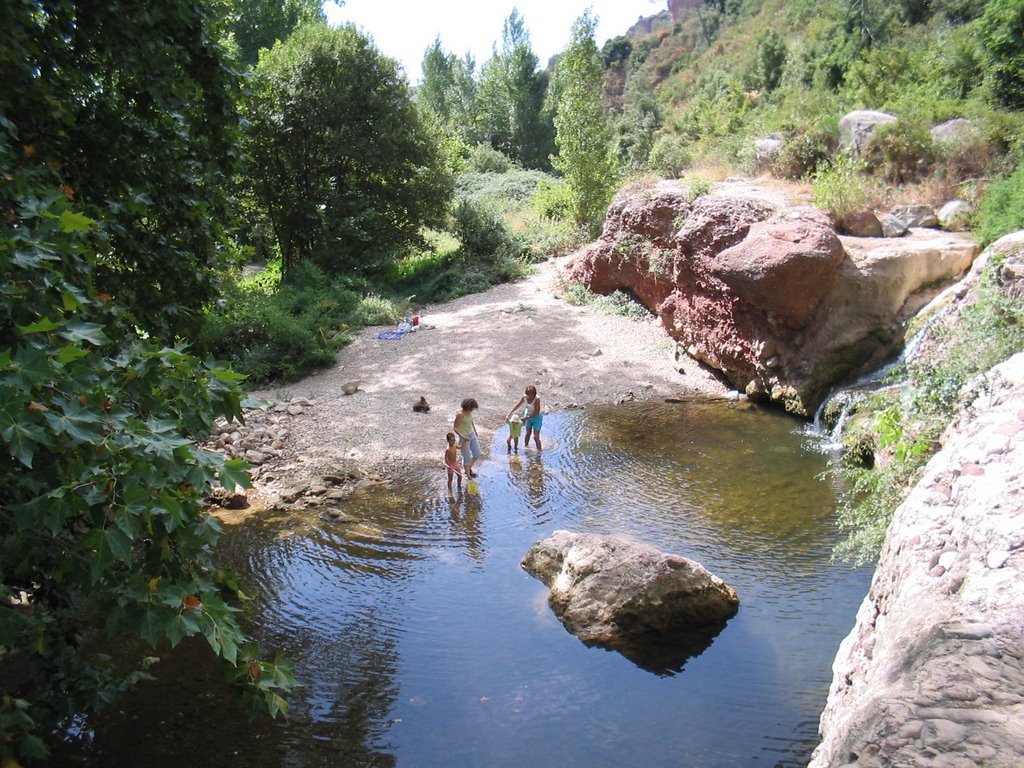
[0,0,243,341]
[0,3,293,761]
[243,22,453,279]
[225,0,325,68]
[418,38,477,140]
[551,11,619,230]
[474,10,554,169]
[615,64,660,172]
[979,0,1024,110]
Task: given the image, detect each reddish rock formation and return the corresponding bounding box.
[564,180,978,415]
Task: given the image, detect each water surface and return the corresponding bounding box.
[70,401,870,768]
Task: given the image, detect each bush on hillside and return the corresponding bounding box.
[867,120,936,184]
[466,143,517,173]
[811,152,873,220]
[648,133,692,178]
[197,261,360,383]
[976,163,1024,246]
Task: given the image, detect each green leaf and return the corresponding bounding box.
[165,615,187,648]
[105,528,133,565]
[18,317,63,334]
[11,346,52,389]
[2,417,49,468]
[58,210,95,233]
[140,608,163,647]
[59,321,112,346]
[55,344,90,365]
[218,458,252,492]
[44,400,104,443]
[220,632,238,665]
[265,692,288,718]
[209,366,247,384]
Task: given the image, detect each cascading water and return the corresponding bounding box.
[809,279,965,447]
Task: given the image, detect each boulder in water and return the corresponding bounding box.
[522,530,739,648]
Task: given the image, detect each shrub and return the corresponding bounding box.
[197,262,361,384]
[773,129,835,179]
[466,143,516,173]
[352,294,404,326]
[530,179,575,220]
[833,258,1024,563]
[648,133,692,178]
[867,120,936,184]
[811,152,873,220]
[976,163,1024,246]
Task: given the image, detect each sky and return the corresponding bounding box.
[323,0,666,84]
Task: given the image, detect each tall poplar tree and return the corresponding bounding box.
[552,11,619,230]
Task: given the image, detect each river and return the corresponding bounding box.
[62,400,871,768]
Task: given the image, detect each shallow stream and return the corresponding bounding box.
[71,400,871,768]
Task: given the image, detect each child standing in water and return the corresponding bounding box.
[506,412,523,451]
[453,398,482,477]
[444,431,462,494]
[507,385,543,450]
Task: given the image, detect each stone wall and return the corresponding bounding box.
[809,354,1024,767]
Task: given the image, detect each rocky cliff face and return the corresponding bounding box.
[809,233,1024,768]
[564,179,978,416]
[809,352,1024,768]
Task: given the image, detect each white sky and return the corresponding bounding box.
[323,0,666,84]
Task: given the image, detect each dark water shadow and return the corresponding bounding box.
[564,617,731,677]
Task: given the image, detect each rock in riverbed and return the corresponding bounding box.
[522,530,739,646]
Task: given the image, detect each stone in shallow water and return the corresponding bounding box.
[522,530,739,672]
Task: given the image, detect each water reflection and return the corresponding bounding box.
[60,400,870,768]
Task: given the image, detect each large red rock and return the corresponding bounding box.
[709,208,844,327]
[564,180,978,415]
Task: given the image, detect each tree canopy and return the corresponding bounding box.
[1,2,293,760]
[243,22,453,279]
[0,0,244,341]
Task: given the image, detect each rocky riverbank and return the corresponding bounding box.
[809,352,1024,768]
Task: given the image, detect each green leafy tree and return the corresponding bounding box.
[418,38,478,141]
[0,0,243,341]
[474,10,554,169]
[615,64,660,171]
[753,29,788,93]
[979,0,1024,110]
[225,0,325,68]
[552,11,619,230]
[243,22,454,279]
[0,6,294,761]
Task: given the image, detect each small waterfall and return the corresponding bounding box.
[808,281,963,449]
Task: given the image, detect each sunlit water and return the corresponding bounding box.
[65,401,871,768]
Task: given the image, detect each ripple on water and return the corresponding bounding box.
[82,399,871,768]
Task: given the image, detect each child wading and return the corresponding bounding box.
[453,398,482,476]
[507,385,542,450]
[444,431,462,494]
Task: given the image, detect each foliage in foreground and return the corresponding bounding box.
[0,156,294,761]
[832,254,1024,564]
[0,0,243,342]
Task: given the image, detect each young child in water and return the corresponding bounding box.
[506,413,523,451]
[444,431,462,493]
[506,385,543,450]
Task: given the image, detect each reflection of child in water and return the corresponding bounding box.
[444,432,462,493]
